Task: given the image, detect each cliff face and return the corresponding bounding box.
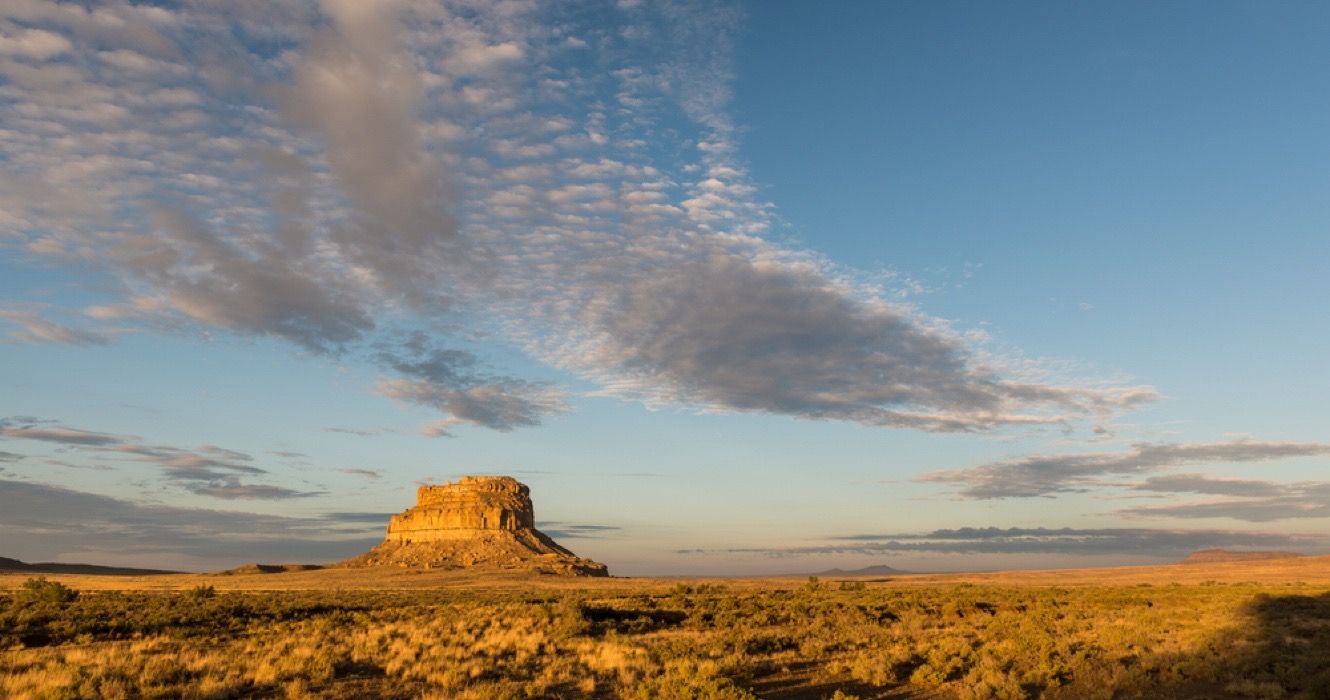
[341,475,608,576]
[386,476,536,541]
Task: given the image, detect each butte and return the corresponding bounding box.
[340,475,608,577]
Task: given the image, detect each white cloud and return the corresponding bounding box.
[441,40,524,76]
[0,27,71,59]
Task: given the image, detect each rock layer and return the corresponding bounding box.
[341,476,608,576]
[387,476,536,540]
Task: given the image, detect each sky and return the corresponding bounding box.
[1,0,1328,576]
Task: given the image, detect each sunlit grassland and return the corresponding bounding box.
[3,560,1330,699]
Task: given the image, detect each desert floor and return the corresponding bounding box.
[4,556,1330,699]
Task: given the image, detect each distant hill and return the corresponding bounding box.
[1181,549,1304,564]
[0,556,178,576]
[812,564,908,577]
[217,563,324,575]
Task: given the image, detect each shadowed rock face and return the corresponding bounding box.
[342,475,608,576]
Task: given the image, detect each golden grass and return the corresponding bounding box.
[2,556,1329,699]
[6,553,1330,592]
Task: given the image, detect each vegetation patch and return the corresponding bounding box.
[3,577,1329,698]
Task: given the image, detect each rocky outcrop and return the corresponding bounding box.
[1181,549,1304,564]
[386,476,537,540]
[341,476,608,576]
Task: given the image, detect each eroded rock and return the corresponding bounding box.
[341,475,609,576]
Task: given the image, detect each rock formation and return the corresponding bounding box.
[341,476,608,576]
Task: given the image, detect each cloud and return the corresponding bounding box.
[0,450,22,462]
[281,0,461,311]
[0,0,1158,436]
[1132,474,1286,498]
[535,522,623,540]
[0,416,315,500]
[536,253,1157,431]
[321,426,390,437]
[922,439,1330,499]
[441,40,524,76]
[0,27,72,59]
[0,479,377,569]
[0,309,109,346]
[188,481,319,500]
[1120,476,1330,522]
[119,207,373,354]
[340,468,381,479]
[320,511,394,524]
[680,526,1330,559]
[375,335,569,434]
[0,417,121,445]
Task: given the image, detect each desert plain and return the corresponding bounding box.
[4,554,1330,699]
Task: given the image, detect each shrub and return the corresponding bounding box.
[183,585,217,602]
[17,577,79,606]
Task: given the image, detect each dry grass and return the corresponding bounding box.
[2,557,1329,699]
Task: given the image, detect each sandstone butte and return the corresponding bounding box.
[340,475,609,577]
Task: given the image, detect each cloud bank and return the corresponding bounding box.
[0,416,318,500]
[682,526,1330,559]
[0,479,376,569]
[919,438,1330,522]
[0,0,1158,435]
[923,439,1330,499]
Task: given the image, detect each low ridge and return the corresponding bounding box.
[813,564,908,577]
[0,556,177,576]
[1181,548,1304,564]
[340,475,608,576]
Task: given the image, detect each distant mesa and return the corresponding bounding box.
[1181,549,1304,564]
[812,564,908,577]
[340,475,609,577]
[0,556,177,576]
[219,563,324,575]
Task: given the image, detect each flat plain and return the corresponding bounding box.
[4,556,1330,699]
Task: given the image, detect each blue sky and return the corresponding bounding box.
[1,1,1328,575]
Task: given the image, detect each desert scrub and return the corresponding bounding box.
[2,581,1328,698]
